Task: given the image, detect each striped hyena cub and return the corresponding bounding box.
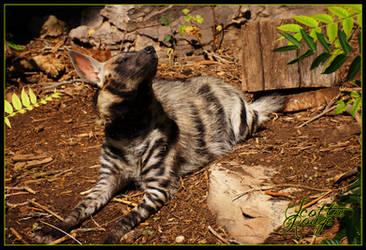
[35,46,285,243]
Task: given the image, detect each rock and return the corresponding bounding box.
[175,235,185,243]
[90,21,126,46]
[40,15,67,38]
[80,6,104,28]
[135,34,159,52]
[100,5,134,31]
[69,25,90,44]
[67,5,329,61]
[207,162,292,244]
[68,5,244,57]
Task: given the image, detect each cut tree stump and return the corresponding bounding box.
[241,19,341,92]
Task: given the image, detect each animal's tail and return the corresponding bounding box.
[240,94,286,140]
[249,94,286,126]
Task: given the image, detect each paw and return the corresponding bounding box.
[103,227,132,244]
[104,233,121,244]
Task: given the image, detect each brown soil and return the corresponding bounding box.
[4,37,361,245]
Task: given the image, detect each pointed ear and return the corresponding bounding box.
[68,50,103,87]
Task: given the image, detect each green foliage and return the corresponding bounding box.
[180,9,204,43]
[158,9,204,66]
[159,12,175,45]
[158,9,204,46]
[321,177,361,245]
[274,8,362,243]
[182,8,204,24]
[159,12,172,27]
[4,87,62,128]
[274,5,361,75]
[274,5,362,120]
[335,85,362,119]
[6,41,26,51]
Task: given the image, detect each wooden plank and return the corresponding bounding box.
[241,21,264,91]
[241,19,341,92]
[259,19,300,91]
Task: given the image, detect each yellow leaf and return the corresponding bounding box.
[18,109,26,114]
[5,100,13,114]
[28,88,37,105]
[12,93,22,111]
[21,87,31,108]
[4,117,11,128]
[88,29,95,37]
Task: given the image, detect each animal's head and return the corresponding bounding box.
[68,46,158,124]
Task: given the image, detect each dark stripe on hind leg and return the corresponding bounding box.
[251,110,258,134]
[239,98,247,136]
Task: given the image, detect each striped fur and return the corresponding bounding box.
[35,46,285,244]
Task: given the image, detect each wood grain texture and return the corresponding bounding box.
[241,19,340,92]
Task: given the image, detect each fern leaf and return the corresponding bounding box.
[327,23,338,43]
[11,93,23,111]
[328,7,349,19]
[5,100,14,114]
[343,17,354,38]
[40,98,47,105]
[28,88,37,105]
[21,88,31,108]
[277,24,302,32]
[312,14,333,23]
[4,117,12,128]
[293,15,318,27]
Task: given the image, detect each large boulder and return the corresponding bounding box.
[207,162,292,244]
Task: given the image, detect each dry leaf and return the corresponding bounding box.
[32,54,65,78]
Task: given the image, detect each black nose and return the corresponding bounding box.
[144,46,155,54]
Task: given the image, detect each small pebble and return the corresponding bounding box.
[175,235,185,243]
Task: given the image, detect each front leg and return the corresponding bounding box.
[34,144,130,243]
[105,158,180,244]
[105,174,180,244]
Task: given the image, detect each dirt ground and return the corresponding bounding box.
[4,36,361,245]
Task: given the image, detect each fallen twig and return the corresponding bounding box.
[297,105,337,128]
[264,190,292,199]
[112,198,138,207]
[6,201,29,209]
[208,225,230,244]
[5,192,30,198]
[24,186,37,194]
[12,153,50,162]
[233,183,329,202]
[74,227,106,233]
[42,80,78,90]
[298,190,332,211]
[89,216,106,231]
[10,227,29,244]
[28,199,64,221]
[331,167,360,185]
[203,50,234,65]
[80,188,93,196]
[15,157,54,170]
[39,221,82,245]
[6,186,36,194]
[46,227,105,245]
